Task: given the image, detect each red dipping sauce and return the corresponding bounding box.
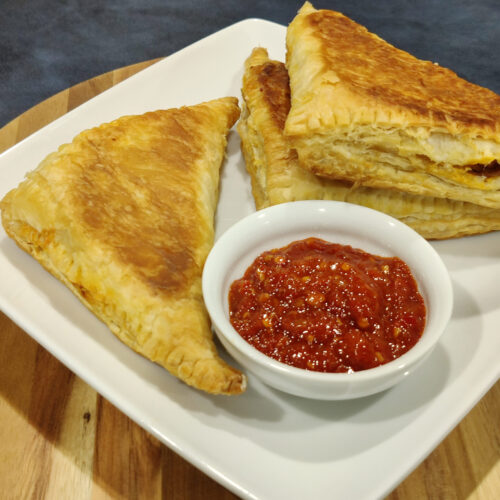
[228,237,426,373]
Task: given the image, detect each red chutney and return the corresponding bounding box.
[228,237,426,373]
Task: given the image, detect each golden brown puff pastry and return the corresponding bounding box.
[1,97,247,395]
[238,47,500,239]
[284,2,500,208]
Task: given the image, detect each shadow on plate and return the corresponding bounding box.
[190,278,484,462]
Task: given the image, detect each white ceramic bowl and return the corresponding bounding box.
[202,201,453,400]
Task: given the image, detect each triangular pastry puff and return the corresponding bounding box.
[285,2,500,208]
[238,47,500,239]
[1,97,247,395]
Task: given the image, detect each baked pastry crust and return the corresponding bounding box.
[239,47,500,239]
[1,98,246,395]
[285,2,500,208]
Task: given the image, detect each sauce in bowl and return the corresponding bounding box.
[228,237,426,373]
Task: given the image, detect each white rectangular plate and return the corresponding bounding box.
[0,19,499,500]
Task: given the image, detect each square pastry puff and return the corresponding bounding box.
[1,97,246,395]
[285,2,500,208]
[238,48,500,239]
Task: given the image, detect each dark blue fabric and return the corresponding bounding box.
[0,0,498,127]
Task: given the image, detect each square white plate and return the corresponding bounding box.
[0,19,499,500]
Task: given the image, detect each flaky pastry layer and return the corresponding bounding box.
[238,47,500,239]
[285,2,500,207]
[1,98,246,395]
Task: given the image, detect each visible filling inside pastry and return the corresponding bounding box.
[296,124,500,192]
[467,160,500,177]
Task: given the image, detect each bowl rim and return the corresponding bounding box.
[203,200,453,384]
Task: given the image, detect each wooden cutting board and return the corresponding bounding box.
[0,61,498,499]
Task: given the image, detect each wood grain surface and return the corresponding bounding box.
[0,61,498,500]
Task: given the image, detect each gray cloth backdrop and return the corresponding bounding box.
[1,0,499,128]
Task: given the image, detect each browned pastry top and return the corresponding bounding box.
[306,8,500,130]
[256,61,291,131]
[69,102,238,298]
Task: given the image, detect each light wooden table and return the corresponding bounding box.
[0,61,498,500]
